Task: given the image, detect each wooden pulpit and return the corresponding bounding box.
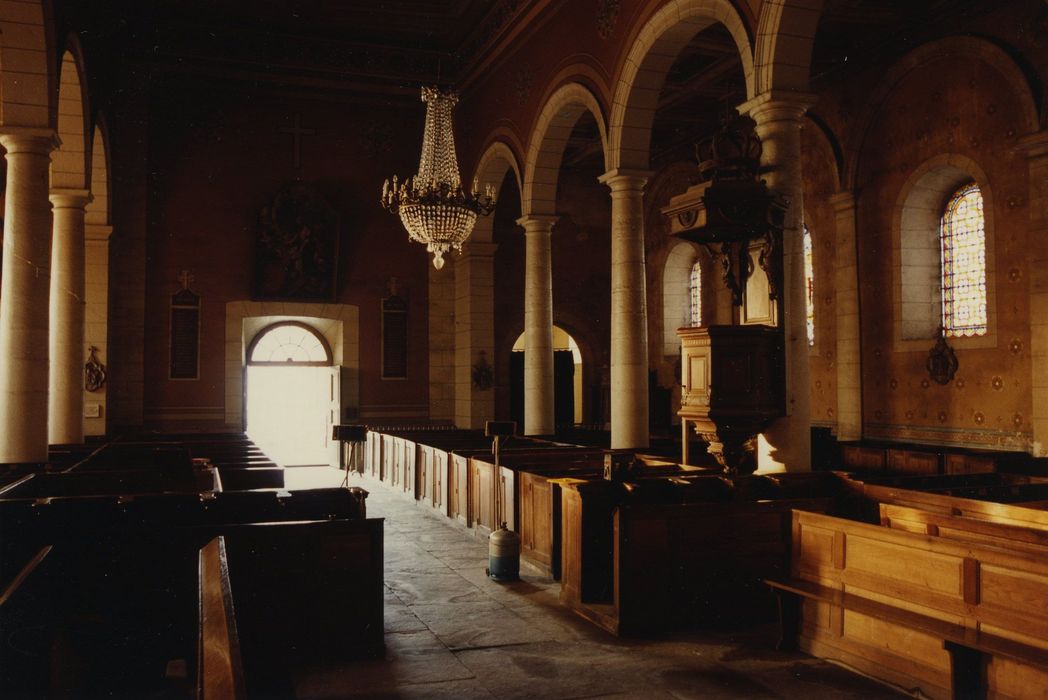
[678,325,784,474]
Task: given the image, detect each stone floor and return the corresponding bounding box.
[289,468,904,699]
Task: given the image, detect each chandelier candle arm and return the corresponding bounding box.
[381,87,496,269]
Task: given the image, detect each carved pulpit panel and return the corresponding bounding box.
[678,325,784,474]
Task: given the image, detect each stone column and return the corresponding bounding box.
[428,264,455,422]
[48,189,91,445]
[84,223,113,436]
[599,169,652,450]
[454,241,497,429]
[739,92,815,471]
[0,129,57,463]
[1020,131,1048,456]
[831,191,862,441]
[519,215,556,436]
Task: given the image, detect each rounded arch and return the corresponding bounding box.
[247,321,334,366]
[521,81,608,217]
[471,139,522,244]
[662,240,703,356]
[0,0,53,128]
[52,43,90,190]
[845,36,1039,190]
[608,0,755,171]
[753,0,825,95]
[86,116,110,225]
[892,153,996,349]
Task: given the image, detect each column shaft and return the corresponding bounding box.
[454,242,497,429]
[600,170,652,450]
[831,191,862,441]
[519,215,556,436]
[740,93,815,471]
[0,130,57,463]
[49,190,91,444]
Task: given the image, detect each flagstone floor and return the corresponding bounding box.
[290,468,903,699]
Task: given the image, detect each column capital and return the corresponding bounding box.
[828,190,857,214]
[0,126,59,154]
[1017,129,1048,160]
[86,224,114,242]
[598,168,653,192]
[49,188,92,209]
[516,214,558,233]
[737,91,817,125]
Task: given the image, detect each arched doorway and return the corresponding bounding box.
[245,322,334,466]
[510,326,582,432]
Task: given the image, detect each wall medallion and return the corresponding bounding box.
[926,334,958,385]
[472,351,494,391]
[85,346,107,392]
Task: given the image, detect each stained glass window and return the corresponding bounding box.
[940,182,987,337]
[689,259,701,326]
[803,225,814,346]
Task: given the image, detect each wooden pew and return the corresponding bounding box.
[879,502,1048,556]
[559,474,840,636]
[768,509,1048,700]
[0,545,55,696]
[845,473,1048,526]
[839,440,1029,476]
[198,536,245,700]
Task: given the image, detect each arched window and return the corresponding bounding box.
[940,182,987,337]
[803,225,814,346]
[689,260,702,327]
[247,322,332,365]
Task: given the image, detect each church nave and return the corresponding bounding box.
[289,470,903,700]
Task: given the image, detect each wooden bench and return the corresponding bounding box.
[768,509,1048,699]
[198,536,245,699]
[839,441,1028,476]
[559,475,840,636]
[0,545,54,695]
[880,502,1048,555]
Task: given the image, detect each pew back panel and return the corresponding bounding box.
[788,509,1048,700]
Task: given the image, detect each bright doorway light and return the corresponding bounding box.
[245,322,334,467]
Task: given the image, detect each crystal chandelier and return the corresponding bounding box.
[381,87,496,270]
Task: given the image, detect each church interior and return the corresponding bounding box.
[3,0,1048,697]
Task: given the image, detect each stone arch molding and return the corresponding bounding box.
[224,301,360,428]
[53,43,90,190]
[662,240,702,356]
[0,0,53,129]
[609,0,755,172]
[753,0,825,95]
[470,140,522,243]
[522,81,608,217]
[846,35,1039,190]
[891,153,996,352]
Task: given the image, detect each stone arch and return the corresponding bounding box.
[892,153,996,351]
[662,240,703,356]
[845,36,1039,190]
[753,0,825,95]
[86,118,110,226]
[521,81,608,217]
[0,0,53,128]
[608,0,755,171]
[52,44,89,189]
[470,139,522,243]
